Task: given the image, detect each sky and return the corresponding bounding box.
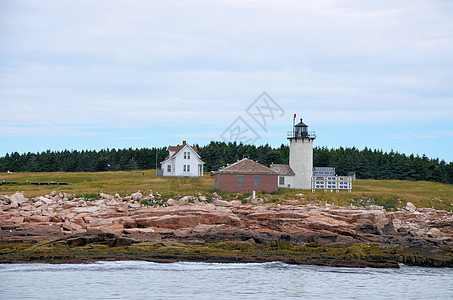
[1,0,452,162]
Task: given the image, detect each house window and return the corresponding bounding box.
[254,176,261,186]
[279,176,285,185]
[187,152,190,159]
[184,152,187,159]
[167,165,171,172]
[183,165,186,172]
[237,175,244,186]
[187,165,190,172]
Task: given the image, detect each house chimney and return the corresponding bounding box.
[182,141,186,145]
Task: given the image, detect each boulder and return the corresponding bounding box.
[427,228,443,238]
[65,233,137,247]
[10,192,27,204]
[180,195,194,202]
[73,206,100,213]
[230,200,242,207]
[98,223,125,234]
[128,203,141,209]
[116,204,128,213]
[98,193,111,200]
[0,195,11,203]
[131,192,143,201]
[62,221,85,233]
[213,199,232,207]
[24,215,51,223]
[35,196,53,205]
[147,214,200,229]
[406,202,416,212]
[166,199,177,206]
[177,198,189,206]
[8,202,19,209]
[67,236,88,246]
[166,199,189,206]
[63,202,80,209]
[123,228,155,234]
[10,216,24,223]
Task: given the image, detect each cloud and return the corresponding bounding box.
[0,0,452,145]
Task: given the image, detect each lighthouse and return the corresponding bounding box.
[287,117,316,189]
[271,115,352,191]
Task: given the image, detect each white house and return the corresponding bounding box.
[160,141,204,177]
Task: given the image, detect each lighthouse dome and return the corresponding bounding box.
[295,118,308,128]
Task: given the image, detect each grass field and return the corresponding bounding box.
[1,170,452,211]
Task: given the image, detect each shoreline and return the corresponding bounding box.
[1,237,452,268]
[2,191,453,269]
[0,257,402,268]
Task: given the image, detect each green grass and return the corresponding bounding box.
[1,171,452,210]
[0,170,212,199]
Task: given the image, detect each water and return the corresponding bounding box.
[1,261,452,299]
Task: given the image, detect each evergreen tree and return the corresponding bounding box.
[0,142,451,185]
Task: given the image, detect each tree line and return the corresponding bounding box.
[0,142,452,184]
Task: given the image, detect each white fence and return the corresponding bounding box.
[311,176,353,192]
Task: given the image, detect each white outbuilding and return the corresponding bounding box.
[160,141,204,177]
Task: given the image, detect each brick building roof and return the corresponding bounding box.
[270,164,295,176]
[216,158,277,174]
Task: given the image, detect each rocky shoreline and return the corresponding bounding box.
[1,191,453,267]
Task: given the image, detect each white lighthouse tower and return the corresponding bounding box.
[288,117,316,189]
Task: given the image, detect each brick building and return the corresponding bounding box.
[214,158,278,192]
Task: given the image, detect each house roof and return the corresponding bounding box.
[216,158,277,174]
[169,145,198,153]
[270,164,295,176]
[160,143,201,163]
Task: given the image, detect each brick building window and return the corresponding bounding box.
[254,176,261,186]
[237,175,244,186]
